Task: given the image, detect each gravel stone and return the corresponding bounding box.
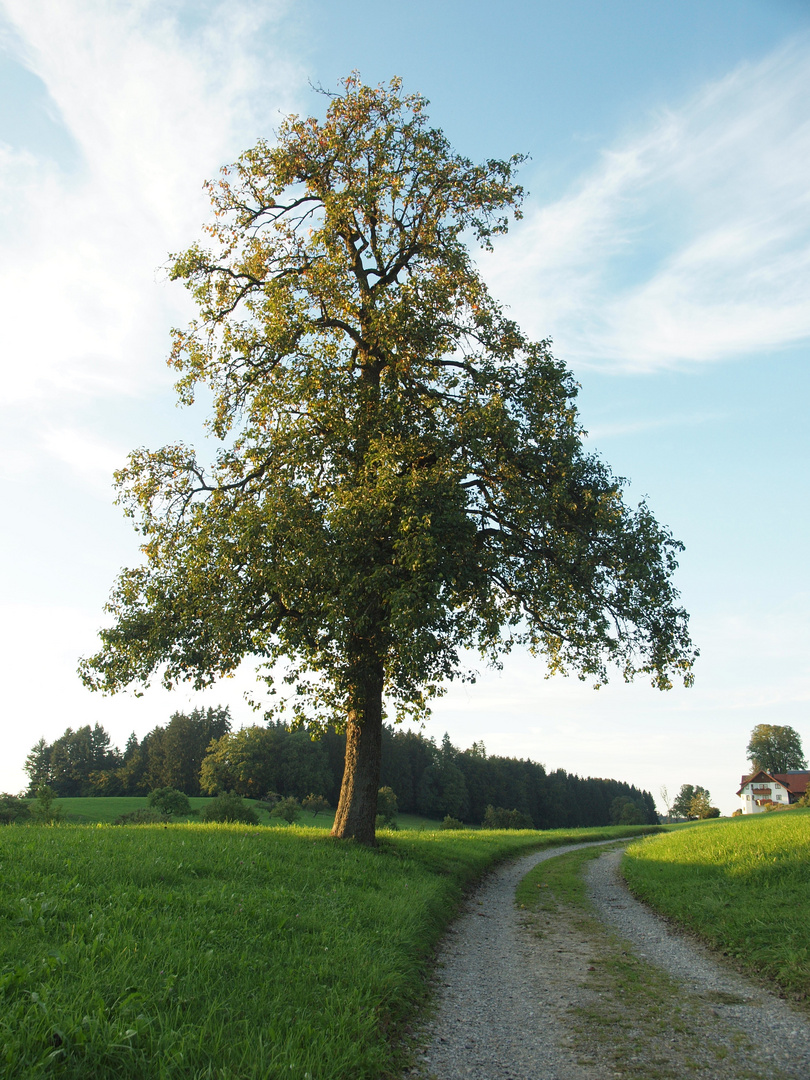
[412,840,810,1080]
[587,846,810,1078]
[414,841,617,1080]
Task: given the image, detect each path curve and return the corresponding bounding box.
[412,840,617,1080]
[411,840,810,1080]
[587,847,810,1077]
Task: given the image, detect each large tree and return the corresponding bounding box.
[79,76,695,843]
[746,724,806,774]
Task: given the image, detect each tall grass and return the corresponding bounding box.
[622,810,810,1001]
[0,822,656,1078]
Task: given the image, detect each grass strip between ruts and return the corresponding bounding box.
[0,822,657,1079]
[621,809,810,1003]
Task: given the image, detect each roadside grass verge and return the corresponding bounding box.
[0,822,656,1079]
[622,810,810,1002]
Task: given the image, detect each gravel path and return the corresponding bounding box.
[587,847,810,1078]
[412,840,810,1080]
[412,841,617,1080]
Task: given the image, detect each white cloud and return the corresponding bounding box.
[0,0,304,407]
[38,426,127,489]
[0,602,266,794]
[485,38,810,372]
[584,409,725,441]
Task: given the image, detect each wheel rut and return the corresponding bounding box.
[410,841,810,1080]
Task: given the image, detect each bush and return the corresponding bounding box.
[254,794,281,812]
[202,791,259,825]
[270,796,301,824]
[148,787,192,818]
[302,794,330,817]
[376,786,398,829]
[33,785,61,823]
[0,793,32,825]
[440,815,465,830]
[481,805,534,830]
[114,808,169,825]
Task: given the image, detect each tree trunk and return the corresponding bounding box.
[331,665,384,844]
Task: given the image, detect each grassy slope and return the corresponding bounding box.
[0,822,657,1079]
[622,810,810,1001]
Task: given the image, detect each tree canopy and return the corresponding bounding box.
[79,75,696,843]
[22,718,659,829]
[746,724,806,774]
[671,783,718,820]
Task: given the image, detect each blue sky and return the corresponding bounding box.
[1,0,809,814]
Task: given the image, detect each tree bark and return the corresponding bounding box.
[331,665,384,844]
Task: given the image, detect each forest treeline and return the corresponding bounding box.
[24,708,658,828]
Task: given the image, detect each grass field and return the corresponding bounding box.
[622,809,810,1001]
[0,820,659,1079]
[50,796,440,831]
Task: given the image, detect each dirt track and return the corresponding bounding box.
[412,841,810,1080]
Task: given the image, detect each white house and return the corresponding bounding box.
[737,770,810,814]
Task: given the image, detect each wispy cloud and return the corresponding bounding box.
[0,0,303,408]
[584,409,725,441]
[38,425,128,490]
[485,38,810,372]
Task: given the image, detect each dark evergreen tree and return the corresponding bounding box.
[24,738,53,793]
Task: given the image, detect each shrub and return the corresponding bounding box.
[302,793,330,817]
[148,787,192,818]
[202,791,259,825]
[114,808,169,825]
[0,793,32,825]
[33,785,61,823]
[376,786,398,829]
[254,794,281,812]
[270,797,301,824]
[481,805,534,830]
[440,815,465,830]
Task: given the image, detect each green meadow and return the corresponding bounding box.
[622,809,810,1002]
[50,796,433,831]
[0,821,658,1079]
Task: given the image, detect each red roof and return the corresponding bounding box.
[737,770,810,797]
[772,772,810,795]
